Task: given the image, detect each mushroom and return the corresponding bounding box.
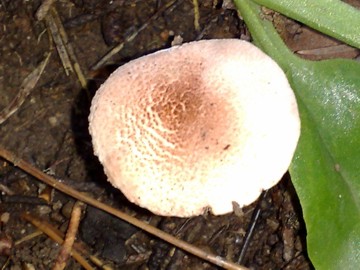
[89,39,300,217]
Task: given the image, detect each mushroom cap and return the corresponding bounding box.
[89,39,300,217]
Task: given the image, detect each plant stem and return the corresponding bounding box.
[233,0,303,72]
[253,0,360,49]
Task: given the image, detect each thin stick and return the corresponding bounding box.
[237,190,268,264]
[49,8,88,89]
[45,14,73,75]
[43,7,87,89]
[15,230,43,246]
[296,44,358,56]
[0,147,249,270]
[0,53,51,125]
[36,0,56,21]
[52,201,84,270]
[192,0,200,31]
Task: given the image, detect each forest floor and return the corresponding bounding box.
[0,0,358,269]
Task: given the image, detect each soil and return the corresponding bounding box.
[0,0,358,269]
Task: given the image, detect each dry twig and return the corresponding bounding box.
[52,201,85,270]
[45,12,73,75]
[36,0,56,21]
[296,44,359,56]
[0,53,51,125]
[192,0,200,31]
[237,190,268,264]
[42,6,87,89]
[15,230,43,246]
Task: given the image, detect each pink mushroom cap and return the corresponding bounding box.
[89,39,301,217]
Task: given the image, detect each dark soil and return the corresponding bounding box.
[0,0,358,269]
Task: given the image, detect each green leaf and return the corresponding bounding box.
[253,0,360,49]
[233,0,360,269]
[289,60,360,269]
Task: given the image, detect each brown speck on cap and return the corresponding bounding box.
[89,39,300,217]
